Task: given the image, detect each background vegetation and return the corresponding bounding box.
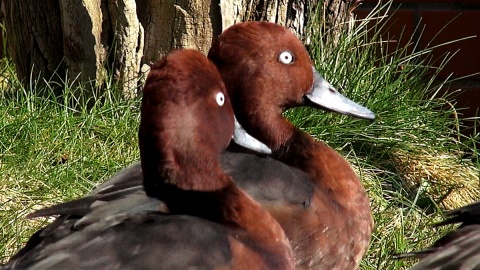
[1,1,479,269]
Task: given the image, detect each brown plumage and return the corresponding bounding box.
[209,21,373,269]
[2,49,294,270]
[5,22,374,270]
[396,201,480,270]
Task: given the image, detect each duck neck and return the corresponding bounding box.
[242,113,297,153]
[141,147,231,219]
[141,146,283,227]
[219,181,294,267]
[140,130,231,195]
[143,158,294,266]
[269,120,367,208]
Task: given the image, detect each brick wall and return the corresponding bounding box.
[355,0,480,137]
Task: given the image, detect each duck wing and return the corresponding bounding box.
[399,201,480,270]
[6,152,312,265]
[5,213,232,270]
[221,151,313,207]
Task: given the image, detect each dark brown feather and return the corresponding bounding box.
[3,49,294,270]
[210,21,373,269]
[398,201,480,270]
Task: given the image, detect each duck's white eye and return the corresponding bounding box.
[216,92,225,106]
[279,51,294,64]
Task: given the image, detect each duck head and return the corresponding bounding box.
[208,21,374,149]
[139,49,272,196]
[139,49,235,195]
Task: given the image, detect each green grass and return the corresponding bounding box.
[292,1,479,269]
[0,61,141,261]
[1,1,479,268]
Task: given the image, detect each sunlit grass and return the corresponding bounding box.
[289,1,480,269]
[1,1,479,268]
[0,59,140,262]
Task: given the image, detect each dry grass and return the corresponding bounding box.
[1,1,480,269]
[393,148,480,210]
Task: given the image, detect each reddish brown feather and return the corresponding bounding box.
[140,49,295,269]
[140,49,233,193]
[209,22,373,269]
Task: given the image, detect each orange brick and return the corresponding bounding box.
[454,87,480,118]
[354,9,416,54]
[449,86,480,138]
[362,0,480,3]
[420,11,480,79]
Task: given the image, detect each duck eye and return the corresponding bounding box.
[215,92,225,106]
[278,51,294,64]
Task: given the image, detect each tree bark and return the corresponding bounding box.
[59,0,105,99]
[2,0,65,95]
[1,0,351,102]
[139,0,221,65]
[321,0,362,45]
[107,0,144,99]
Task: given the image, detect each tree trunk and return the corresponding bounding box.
[107,0,144,99]
[1,0,353,103]
[60,0,106,99]
[138,0,222,65]
[321,0,362,45]
[2,0,65,96]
